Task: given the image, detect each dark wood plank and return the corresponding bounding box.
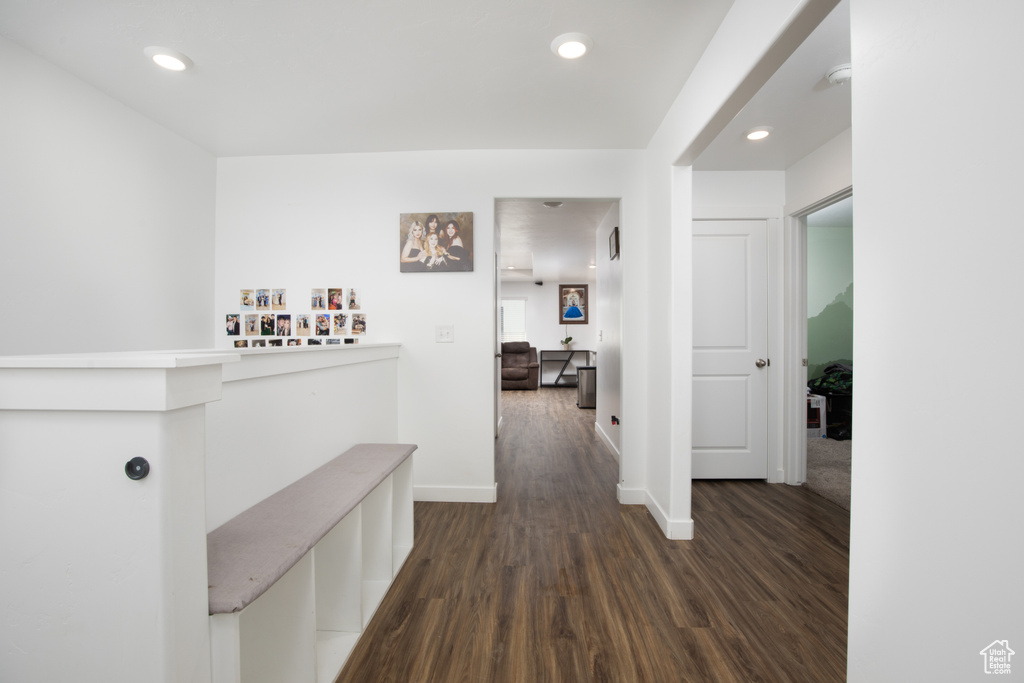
[336,387,849,682]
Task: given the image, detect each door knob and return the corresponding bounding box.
[755,358,767,368]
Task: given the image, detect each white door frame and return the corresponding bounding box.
[781,187,853,484]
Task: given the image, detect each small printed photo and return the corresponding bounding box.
[226,314,241,336]
[315,314,331,335]
[276,314,291,336]
[328,288,345,310]
[333,313,348,335]
[268,339,283,347]
[260,314,275,335]
[272,289,287,310]
[352,313,366,335]
[344,338,355,345]
[307,339,322,345]
[256,289,271,310]
[296,314,310,336]
[311,289,327,310]
[245,314,258,335]
[240,289,255,310]
[287,339,302,346]
[252,339,266,348]
[347,288,361,310]
[234,340,249,348]
[326,338,341,345]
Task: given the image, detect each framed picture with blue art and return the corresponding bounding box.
[559,284,588,325]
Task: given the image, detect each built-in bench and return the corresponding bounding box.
[207,443,417,683]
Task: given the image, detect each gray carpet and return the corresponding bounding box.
[804,437,851,510]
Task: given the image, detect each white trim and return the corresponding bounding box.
[693,205,783,220]
[645,493,694,540]
[595,422,620,462]
[766,217,785,482]
[616,484,646,505]
[414,484,497,503]
[782,213,809,484]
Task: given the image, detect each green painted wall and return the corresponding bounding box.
[807,203,853,380]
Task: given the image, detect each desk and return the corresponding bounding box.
[539,350,592,386]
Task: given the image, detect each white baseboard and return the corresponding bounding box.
[644,492,694,540]
[414,483,497,503]
[616,484,646,505]
[595,423,620,462]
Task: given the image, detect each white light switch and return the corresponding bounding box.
[435,325,454,343]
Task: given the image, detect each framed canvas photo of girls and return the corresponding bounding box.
[399,212,474,272]
[559,284,588,324]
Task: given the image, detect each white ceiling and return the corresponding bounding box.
[1,0,850,279]
[0,0,733,157]
[497,198,618,283]
[497,1,852,282]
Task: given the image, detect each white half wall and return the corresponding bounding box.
[847,0,1024,680]
[205,346,401,531]
[0,37,215,356]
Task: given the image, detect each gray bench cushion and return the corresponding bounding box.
[207,443,417,614]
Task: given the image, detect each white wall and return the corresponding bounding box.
[847,0,1024,680]
[215,150,645,503]
[785,127,852,214]
[0,37,215,356]
[500,280,598,353]
[638,0,834,537]
[595,204,622,456]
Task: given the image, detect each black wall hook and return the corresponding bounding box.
[125,457,150,480]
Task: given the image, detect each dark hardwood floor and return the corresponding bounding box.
[336,387,849,682]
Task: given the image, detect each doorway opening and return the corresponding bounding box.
[493,197,624,483]
[801,194,853,510]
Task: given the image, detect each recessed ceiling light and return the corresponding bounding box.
[144,46,193,72]
[507,266,516,270]
[589,264,597,269]
[551,33,592,60]
[745,126,773,141]
[543,201,563,208]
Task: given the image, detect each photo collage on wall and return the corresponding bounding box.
[226,288,366,348]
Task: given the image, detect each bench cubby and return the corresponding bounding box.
[208,443,416,683]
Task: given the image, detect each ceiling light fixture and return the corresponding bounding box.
[543,201,563,208]
[144,46,193,72]
[745,126,773,141]
[551,33,592,60]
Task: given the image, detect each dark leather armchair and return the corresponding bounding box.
[500,342,539,390]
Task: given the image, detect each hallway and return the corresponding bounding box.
[337,387,849,682]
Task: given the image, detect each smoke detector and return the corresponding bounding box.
[826,63,852,86]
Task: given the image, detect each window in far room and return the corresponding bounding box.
[500,298,527,342]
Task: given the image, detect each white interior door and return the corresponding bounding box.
[692,220,768,478]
